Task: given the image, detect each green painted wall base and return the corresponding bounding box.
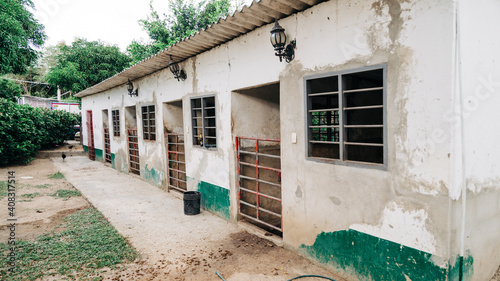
[142,164,163,187]
[111,153,116,169]
[299,229,473,281]
[196,180,230,221]
[94,148,103,161]
[82,145,103,162]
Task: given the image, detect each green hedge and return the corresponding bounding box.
[0,98,80,165]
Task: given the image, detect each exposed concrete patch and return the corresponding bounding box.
[350,199,437,254]
[466,177,500,193]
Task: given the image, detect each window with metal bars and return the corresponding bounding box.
[306,66,385,166]
[112,110,120,137]
[141,105,156,141]
[191,96,216,148]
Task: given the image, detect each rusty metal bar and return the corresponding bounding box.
[167,133,186,192]
[128,129,140,175]
[236,136,282,234]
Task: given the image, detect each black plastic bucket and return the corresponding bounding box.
[183,191,201,215]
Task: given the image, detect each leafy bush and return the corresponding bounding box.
[0,98,80,165]
[0,79,23,101]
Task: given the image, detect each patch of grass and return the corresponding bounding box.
[48,172,65,179]
[0,208,138,281]
[49,189,81,200]
[34,184,50,189]
[0,181,7,198]
[21,192,40,199]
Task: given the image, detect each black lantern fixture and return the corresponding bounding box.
[270,18,295,63]
[169,56,187,81]
[127,79,138,97]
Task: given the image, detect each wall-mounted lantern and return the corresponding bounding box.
[270,18,295,63]
[169,56,187,81]
[127,79,138,97]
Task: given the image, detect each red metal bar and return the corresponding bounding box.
[238,161,281,172]
[237,136,280,142]
[236,137,241,215]
[236,136,282,233]
[167,150,185,155]
[255,139,260,220]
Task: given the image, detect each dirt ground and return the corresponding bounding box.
[0,158,345,281]
[2,158,500,281]
[0,159,89,242]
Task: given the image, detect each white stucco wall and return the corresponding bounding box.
[278,0,454,258]
[80,0,499,279]
[458,1,500,280]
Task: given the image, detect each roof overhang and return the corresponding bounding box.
[75,0,327,98]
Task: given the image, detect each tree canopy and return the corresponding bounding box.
[0,0,46,74]
[127,0,240,64]
[46,39,132,93]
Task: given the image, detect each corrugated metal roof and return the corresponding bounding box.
[75,0,327,97]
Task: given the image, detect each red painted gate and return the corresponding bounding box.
[86,111,95,160]
[236,137,282,234]
[166,133,187,192]
[104,128,111,163]
[128,129,140,175]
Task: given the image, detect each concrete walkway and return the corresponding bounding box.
[53,156,241,261]
[52,156,343,281]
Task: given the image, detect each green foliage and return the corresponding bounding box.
[0,181,7,198]
[46,39,132,93]
[39,109,80,149]
[128,0,235,64]
[0,208,138,280]
[34,184,50,189]
[21,192,40,199]
[126,39,163,65]
[0,78,23,101]
[48,172,65,179]
[0,0,46,75]
[0,99,80,165]
[49,189,81,200]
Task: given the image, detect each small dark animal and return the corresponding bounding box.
[62,152,66,162]
[68,145,74,149]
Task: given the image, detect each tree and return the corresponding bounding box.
[46,39,132,93]
[127,0,241,64]
[0,78,23,101]
[0,0,46,74]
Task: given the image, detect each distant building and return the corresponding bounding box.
[18,95,81,114]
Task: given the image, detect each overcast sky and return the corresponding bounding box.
[32,0,253,52]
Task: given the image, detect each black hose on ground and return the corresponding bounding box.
[215,271,336,281]
[287,275,337,281]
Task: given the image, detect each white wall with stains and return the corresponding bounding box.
[80,0,500,279]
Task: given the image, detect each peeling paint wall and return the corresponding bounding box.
[79,0,500,280]
[458,1,500,280]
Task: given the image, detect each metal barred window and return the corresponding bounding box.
[306,66,386,166]
[141,105,156,141]
[112,110,120,137]
[191,96,216,148]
